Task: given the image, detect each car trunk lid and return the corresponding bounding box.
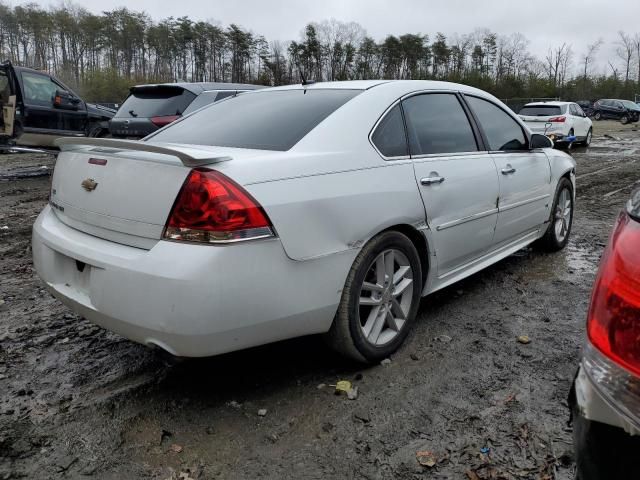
[50,138,234,249]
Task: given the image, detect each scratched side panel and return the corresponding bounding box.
[246,160,425,261]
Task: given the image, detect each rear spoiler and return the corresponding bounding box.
[55,137,231,167]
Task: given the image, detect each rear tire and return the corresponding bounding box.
[536,177,573,252]
[325,231,422,363]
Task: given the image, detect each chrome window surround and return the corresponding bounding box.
[369,89,486,161]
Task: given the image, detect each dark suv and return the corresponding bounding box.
[109,82,263,139]
[1,61,115,148]
[592,99,640,124]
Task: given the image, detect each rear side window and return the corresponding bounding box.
[519,105,562,116]
[466,96,527,151]
[402,93,478,156]
[371,104,408,157]
[150,89,361,151]
[116,88,196,118]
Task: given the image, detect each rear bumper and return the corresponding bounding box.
[571,366,640,479]
[571,345,640,479]
[32,205,347,356]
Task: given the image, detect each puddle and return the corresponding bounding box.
[512,244,599,283]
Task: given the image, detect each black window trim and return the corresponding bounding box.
[461,93,532,153]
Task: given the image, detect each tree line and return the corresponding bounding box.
[1,2,639,103]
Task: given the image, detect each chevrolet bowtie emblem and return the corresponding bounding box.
[81,178,98,192]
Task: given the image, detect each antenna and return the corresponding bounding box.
[296,62,315,86]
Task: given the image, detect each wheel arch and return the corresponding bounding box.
[378,223,430,288]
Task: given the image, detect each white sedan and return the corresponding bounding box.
[32,80,576,363]
[518,101,593,147]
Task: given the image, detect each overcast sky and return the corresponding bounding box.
[10,0,640,74]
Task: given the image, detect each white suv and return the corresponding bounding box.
[518,101,593,147]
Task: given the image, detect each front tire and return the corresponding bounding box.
[593,111,602,121]
[537,177,573,252]
[325,231,422,363]
[621,114,629,125]
[579,128,593,146]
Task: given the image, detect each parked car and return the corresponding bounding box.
[33,80,575,362]
[576,100,595,117]
[592,99,640,124]
[109,82,262,139]
[0,61,114,148]
[518,101,593,146]
[570,188,640,480]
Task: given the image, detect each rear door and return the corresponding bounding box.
[465,95,551,246]
[403,92,500,275]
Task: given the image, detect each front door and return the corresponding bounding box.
[0,62,17,138]
[19,71,87,145]
[464,95,552,246]
[403,92,500,275]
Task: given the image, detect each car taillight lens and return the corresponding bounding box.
[151,115,180,127]
[549,116,566,123]
[587,212,640,376]
[163,168,274,244]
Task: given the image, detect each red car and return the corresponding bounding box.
[571,188,640,479]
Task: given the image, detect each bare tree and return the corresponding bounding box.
[616,31,635,83]
[582,38,603,78]
[634,33,640,85]
[545,43,572,87]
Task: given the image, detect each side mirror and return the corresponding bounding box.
[530,134,553,149]
[53,89,79,110]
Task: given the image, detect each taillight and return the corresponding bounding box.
[163,168,274,244]
[587,212,640,376]
[549,116,566,123]
[151,115,180,127]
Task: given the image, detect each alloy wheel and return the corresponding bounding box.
[358,249,414,346]
[554,187,572,243]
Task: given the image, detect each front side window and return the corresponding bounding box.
[150,89,361,151]
[371,104,408,158]
[466,96,527,151]
[22,72,59,106]
[402,93,478,156]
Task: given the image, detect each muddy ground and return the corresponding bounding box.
[1,120,639,479]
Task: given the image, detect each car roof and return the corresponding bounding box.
[255,79,498,97]
[130,82,264,94]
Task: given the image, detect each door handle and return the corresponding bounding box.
[420,176,445,185]
[501,166,516,175]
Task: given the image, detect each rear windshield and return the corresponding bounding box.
[115,88,196,118]
[519,105,563,116]
[149,89,361,151]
